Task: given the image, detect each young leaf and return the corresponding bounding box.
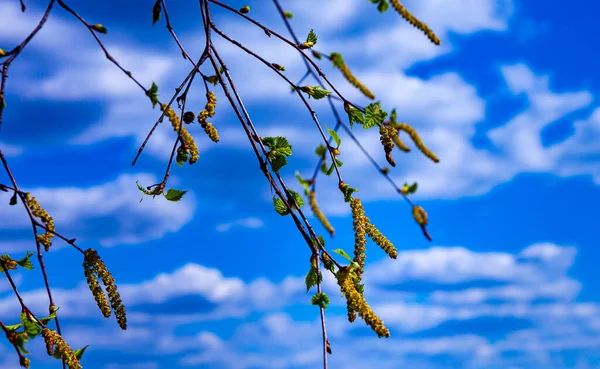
[311,292,330,310]
[239,5,250,14]
[91,24,107,34]
[205,75,219,85]
[300,85,331,100]
[146,82,159,108]
[339,183,358,202]
[301,29,318,49]
[273,196,290,216]
[305,266,320,292]
[363,102,387,129]
[326,127,342,148]
[287,189,304,209]
[74,345,90,360]
[163,188,187,202]
[16,251,34,270]
[136,181,153,195]
[295,172,311,194]
[152,0,161,25]
[315,144,327,157]
[284,11,293,18]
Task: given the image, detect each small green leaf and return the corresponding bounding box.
[91,24,107,34]
[152,0,161,25]
[287,189,304,209]
[305,267,320,292]
[326,163,335,176]
[390,108,397,124]
[163,188,187,202]
[270,155,288,173]
[300,85,331,100]
[311,292,330,310]
[345,104,365,129]
[377,0,390,12]
[136,181,153,196]
[408,182,418,194]
[333,248,353,263]
[3,323,23,331]
[146,82,159,108]
[335,158,343,167]
[74,345,89,360]
[239,5,250,14]
[39,308,59,326]
[315,144,327,157]
[295,172,312,194]
[284,11,293,18]
[326,127,341,148]
[363,102,387,129]
[312,51,322,60]
[303,29,318,48]
[205,75,219,85]
[176,149,189,166]
[16,251,34,270]
[339,183,358,202]
[273,196,290,216]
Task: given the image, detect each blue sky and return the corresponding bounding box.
[1,0,599,368]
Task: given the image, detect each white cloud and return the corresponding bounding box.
[0,173,196,246]
[0,141,24,157]
[216,216,264,232]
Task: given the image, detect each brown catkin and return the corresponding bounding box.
[379,125,397,167]
[309,190,335,237]
[337,267,390,338]
[161,104,200,164]
[330,53,375,100]
[390,0,441,45]
[349,198,368,322]
[83,249,127,330]
[395,123,439,163]
[24,193,55,251]
[42,328,82,369]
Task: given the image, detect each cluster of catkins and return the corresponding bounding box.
[161,104,200,164]
[336,197,397,338]
[379,121,440,166]
[83,248,127,330]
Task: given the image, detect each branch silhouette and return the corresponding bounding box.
[0,1,442,368]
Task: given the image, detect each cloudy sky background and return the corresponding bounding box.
[0,0,599,368]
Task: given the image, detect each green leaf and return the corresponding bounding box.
[91,24,107,34]
[335,158,343,167]
[284,11,293,18]
[176,149,189,166]
[74,345,89,360]
[136,181,153,195]
[152,0,161,25]
[39,308,59,326]
[16,333,29,354]
[305,266,320,292]
[205,75,219,85]
[333,248,354,263]
[326,127,341,148]
[146,82,159,108]
[339,183,358,202]
[3,323,23,331]
[312,51,322,60]
[163,188,187,202]
[363,102,387,129]
[52,349,62,359]
[304,29,318,48]
[16,251,34,270]
[326,163,335,176]
[239,5,250,14]
[22,318,40,338]
[295,172,311,194]
[273,196,290,216]
[311,292,330,310]
[390,108,397,124]
[270,154,288,173]
[300,85,331,100]
[320,162,328,174]
[315,144,327,157]
[408,182,418,194]
[377,0,390,12]
[345,105,365,129]
[287,189,304,209]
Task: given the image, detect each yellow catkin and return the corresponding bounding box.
[337,266,390,338]
[198,91,220,143]
[379,125,397,167]
[395,123,440,163]
[24,193,55,251]
[412,205,428,226]
[161,104,199,164]
[391,132,411,152]
[41,328,82,369]
[349,198,368,322]
[309,190,335,237]
[83,249,127,330]
[390,0,441,45]
[330,53,375,100]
